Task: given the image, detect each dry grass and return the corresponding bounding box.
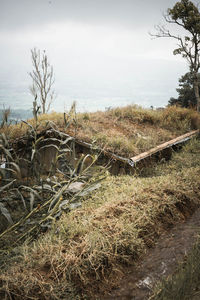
[2,105,200,158]
[0,139,200,299]
[139,137,200,177]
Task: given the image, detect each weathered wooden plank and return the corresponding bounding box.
[131,129,199,163]
[7,128,199,177]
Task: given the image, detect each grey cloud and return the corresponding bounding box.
[1,0,177,32]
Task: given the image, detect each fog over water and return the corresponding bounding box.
[0,0,188,113]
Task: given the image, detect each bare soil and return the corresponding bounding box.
[102,207,200,300]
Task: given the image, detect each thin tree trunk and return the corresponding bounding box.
[193,76,200,112]
[42,102,46,114]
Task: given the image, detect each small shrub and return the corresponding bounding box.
[82,112,90,121]
[160,106,200,131]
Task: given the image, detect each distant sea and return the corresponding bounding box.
[0,64,182,122]
[0,52,188,121]
[0,82,174,122]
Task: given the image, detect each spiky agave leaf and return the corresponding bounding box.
[40,137,61,144]
[0,179,16,192]
[31,149,36,161]
[0,145,13,160]
[9,162,21,177]
[15,189,27,210]
[77,154,93,175]
[29,192,35,211]
[19,185,42,201]
[0,132,9,147]
[0,168,16,178]
[21,120,34,130]
[34,183,54,192]
[48,186,66,212]
[69,202,82,210]
[59,199,69,210]
[38,144,60,152]
[34,136,44,147]
[0,202,13,225]
[78,182,101,197]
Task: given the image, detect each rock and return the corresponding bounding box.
[68,182,85,193]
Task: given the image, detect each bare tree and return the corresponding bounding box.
[29,48,55,114]
[151,0,200,112]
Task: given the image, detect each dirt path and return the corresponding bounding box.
[102,207,200,300]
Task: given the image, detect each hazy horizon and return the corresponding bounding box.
[0,0,189,112]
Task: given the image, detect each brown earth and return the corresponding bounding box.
[101,207,200,300]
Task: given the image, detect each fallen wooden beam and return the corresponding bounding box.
[131,129,199,164]
[8,128,199,176]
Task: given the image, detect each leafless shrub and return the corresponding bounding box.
[29,48,55,114]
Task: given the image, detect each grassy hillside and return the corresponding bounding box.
[0,106,200,299]
[2,105,200,157]
[0,137,200,299]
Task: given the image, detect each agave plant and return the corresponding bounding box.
[0,117,106,248]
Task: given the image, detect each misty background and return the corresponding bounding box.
[0,0,189,115]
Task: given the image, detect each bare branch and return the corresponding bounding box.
[151,0,200,112]
[29,48,55,114]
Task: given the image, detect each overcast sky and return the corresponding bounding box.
[0,0,190,112]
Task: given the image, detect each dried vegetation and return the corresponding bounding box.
[0,106,200,299]
[2,105,200,158]
[0,136,200,299]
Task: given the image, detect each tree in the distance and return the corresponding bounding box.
[168,72,200,108]
[152,0,200,112]
[29,48,55,114]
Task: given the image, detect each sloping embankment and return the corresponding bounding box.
[9,129,199,176]
[63,129,200,174]
[0,135,200,299]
